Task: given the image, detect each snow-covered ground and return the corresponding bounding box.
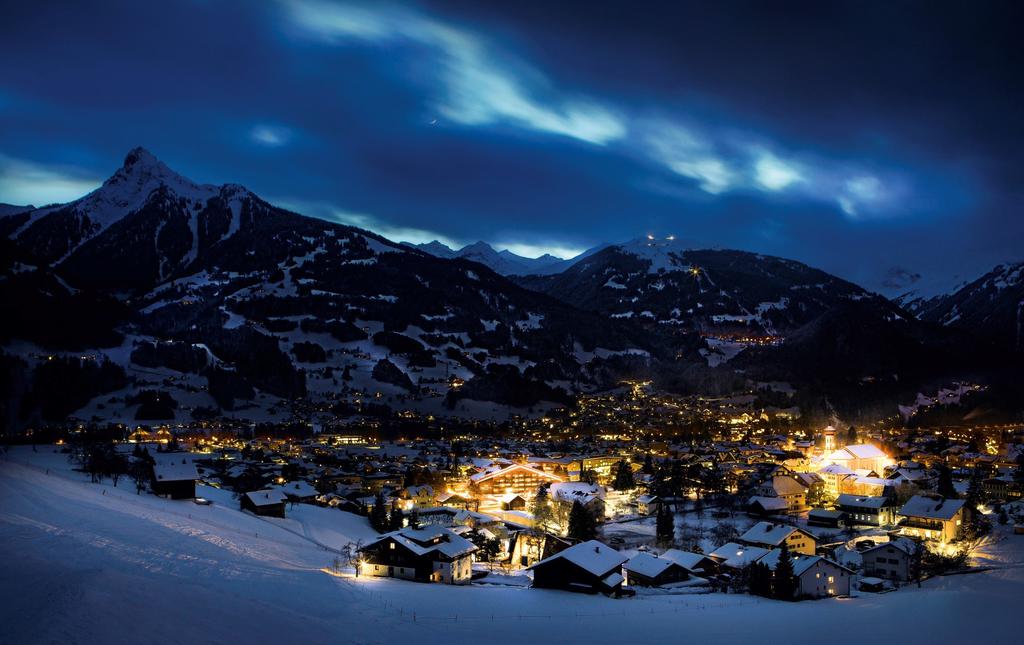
[2,446,1022,644]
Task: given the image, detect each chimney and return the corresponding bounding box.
[594,546,600,553]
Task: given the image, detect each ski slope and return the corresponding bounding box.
[1,447,1022,644]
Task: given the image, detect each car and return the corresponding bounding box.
[193,497,213,506]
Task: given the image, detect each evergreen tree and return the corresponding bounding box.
[369,492,390,532]
[936,464,958,499]
[612,459,635,491]
[749,561,772,597]
[531,485,554,532]
[656,503,674,545]
[567,500,597,541]
[846,425,858,445]
[407,508,421,530]
[388,504,404,531]
[642,453,654,475]
[773,544,797,600]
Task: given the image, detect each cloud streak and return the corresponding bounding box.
[283,0,910,220]
[0,154,101,206]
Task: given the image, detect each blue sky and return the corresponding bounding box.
[1,0,1021,292]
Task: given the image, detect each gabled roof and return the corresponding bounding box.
[529,540,626,576]
[836,494,893,509]
[758,549,853,576]
[708,542,770,568]
[623,552,684,579]
[661,549,715,572]
[747,496,789,511]
[152,453,198,482]
[470,463,562,484]
[363,526,477,559]
[244,489,287,506]
[899,495,966,521]
[739,521,814,547]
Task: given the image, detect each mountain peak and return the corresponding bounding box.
[122,146,160,169]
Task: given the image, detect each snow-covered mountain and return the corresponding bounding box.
[406,240,585,276]
[1,148,661,427]
[516,238,899,337]
[912,261,1024,353]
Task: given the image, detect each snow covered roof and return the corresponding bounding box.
[828,444,887,462]
[747,496,789,511]
[364,526,477,559]
[708,542,770,568]
[152,453,198,482]
[757,549,850,576]
[530,540,627,576]
[818,463,857,476]
[899,495,966,520]
[244,489,288,506]
[764,475,806,495]
[277,481,318,497]
[836,494,892,509]
[862,537,919,557]
[470,463,561,484]
[739,521,812,547]
[549,482,604,504]
[661,549,714,572]
[624,552,681,579]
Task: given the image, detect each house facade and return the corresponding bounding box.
[898,495,966,543]
[861,539,918,582]
[529,540,627,595]
[836,494,898,527]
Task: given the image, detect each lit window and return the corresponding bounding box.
[828,576,835,583]
[390,542,395,549]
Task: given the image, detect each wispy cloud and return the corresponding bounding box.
[274,197,463,247]
[282,0,910,219]
[283,0,625,145]
[250,124,293,147]
[0,153,101,206]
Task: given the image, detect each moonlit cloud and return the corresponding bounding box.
[645,124,734,194]
[0,154,101,206]
[283,0,626,145]
[250,124,292,147]
[274,197,463,248]
[753,149,804,191]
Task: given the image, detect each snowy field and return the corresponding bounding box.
[1,446,1022,644]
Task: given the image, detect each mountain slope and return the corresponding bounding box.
[913,261,1024,354]
[516,238,897,338]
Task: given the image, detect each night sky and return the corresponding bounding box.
[1,0,1021,292]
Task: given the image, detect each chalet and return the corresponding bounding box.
[529,540,628,596]
[636,494,660,515]
[746,496,788,515]
[359,526,477,584]
[508,531,572,569]
[500,493,527,511]
[151,453,198,499]
[758,549,853,598]
[983,477,1023,501]
[436,492,478,511]
[661,549,720,577]
[861,538,920,582]
[403,484,436,508]
[549,482,606,518]
[738,521,817,555]
[898,495,967,543]
[279,480,318,504]
[808,508,845,528]
[241,489,288,518]
[623,552,690,587]
[755,475,807,510]
[469,463,563,499]
[836,494,898,527]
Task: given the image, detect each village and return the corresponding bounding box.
[17,395,1024,607]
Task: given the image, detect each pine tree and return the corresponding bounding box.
[567,500,597,541]
[846,425,858,445]
[531,485,554,532]
[936,464,957,499]
[656,502,674,545]
[407,508,421,530]
[773,544,796,600]
[612,459,635,491]
[642,453,654,475]
[369,492,390,532]
[388,504,404,531]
